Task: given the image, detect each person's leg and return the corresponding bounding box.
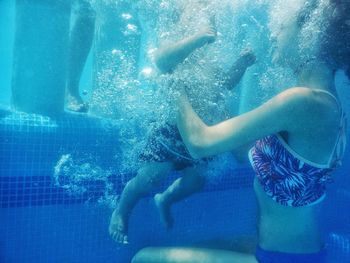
[66,0,95,112]
[194,235,258,254]
[109,162,174,244]
[132,247,258,263]
[154,166,205,228]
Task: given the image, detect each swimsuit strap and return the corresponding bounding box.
[316,89,339,106]
[316,89,347,167]
[329,110,347,167]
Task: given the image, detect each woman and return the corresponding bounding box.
[131,1,348,262]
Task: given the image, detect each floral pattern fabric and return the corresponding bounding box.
[249,135,335,207]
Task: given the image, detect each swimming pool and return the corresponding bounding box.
[1,1,350,263]
[0,108,349,262]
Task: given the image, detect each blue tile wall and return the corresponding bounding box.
[0,110,254,209]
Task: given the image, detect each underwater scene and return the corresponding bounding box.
[0,0,350,262]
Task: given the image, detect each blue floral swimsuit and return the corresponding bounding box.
[249,91,346,262]
[249,91,347,207]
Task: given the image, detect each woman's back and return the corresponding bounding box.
[251,65,345,253]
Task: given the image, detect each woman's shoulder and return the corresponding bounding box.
[271,87,340,129]
[279,86,317,98]
[287,87,341,128]
[268,87,317,114]
[278,87,339,111]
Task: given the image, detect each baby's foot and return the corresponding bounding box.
[109,209,129,244]
[154,193,174,229]
[66,94,89,113]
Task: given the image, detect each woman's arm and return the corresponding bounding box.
[177,87,315,159]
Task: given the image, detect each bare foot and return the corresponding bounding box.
[109,209,129,244]
[66,94,89,113]
[154,193,174,229]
